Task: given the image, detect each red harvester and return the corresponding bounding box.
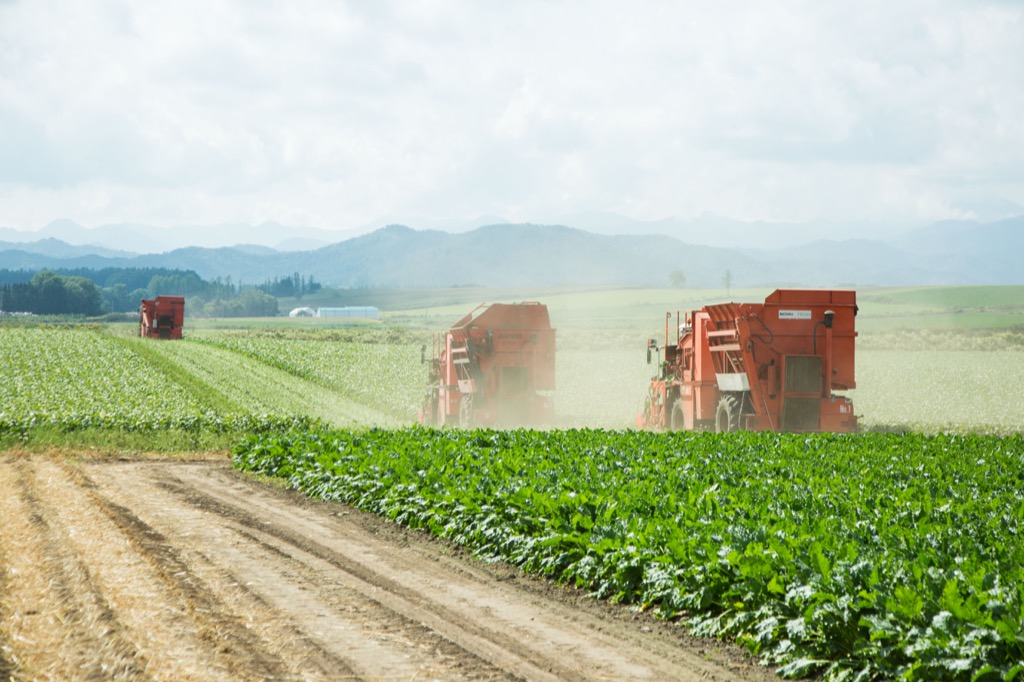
[638,289,858,433]
[420,302,556,427]
[139,296,185,339]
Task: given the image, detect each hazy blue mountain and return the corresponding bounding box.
[0,213,922,253]
[302,224,771,288]
[540,212,915,249]
[358,214,511,234]
[1,219,1021,288]
[895,216,1024,255]
[0,248,126,272]
[0,237,134,260]
[0,220,354,254]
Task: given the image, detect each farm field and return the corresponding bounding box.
[1,284,1023,680]
[0,454,774,681]
[234,427,1024,680]
[4,322,1021,437]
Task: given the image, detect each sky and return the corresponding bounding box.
[1,0,1023,234]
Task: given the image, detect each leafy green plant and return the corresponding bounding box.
[233,427,1024,680]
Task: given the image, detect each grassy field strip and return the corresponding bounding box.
[113,335,246,415]
[199,333,660,430]
[860,285,1024,307]
[854,350,1024,432]
[193,334,423,420]
[139,339,398,428]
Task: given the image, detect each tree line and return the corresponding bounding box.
[254,272,322,299]
[0,267,314,317]
[0,271,104,315]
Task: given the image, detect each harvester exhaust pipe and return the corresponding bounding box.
[647,338,659,365]
[823,310,834,398]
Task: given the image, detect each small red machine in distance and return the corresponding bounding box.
[139,296,185,339]
[419,302,556,427]
[638,289,858,433]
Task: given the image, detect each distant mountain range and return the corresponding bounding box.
[1,217,1022,288]
[0,213,924,253]
[0,219,350,254]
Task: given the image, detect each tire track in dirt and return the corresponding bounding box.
[1,458,148,680]
[71,469,366,681]
[1,456,362,681]
[84,462,515,681]
[160,479,583,682]
[0,513,14,682]
[98,501,318,681]
[50,453,311,681]
[127,461,770,682]
[226,525,504,682]
[4,456,775,681]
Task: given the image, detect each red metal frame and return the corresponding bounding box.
[420,302,556,427]
[139,296,185,339]
[639,289,858,433]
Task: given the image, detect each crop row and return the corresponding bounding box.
[0,328,210,418]
[0,328,317,435]
[193,333,423,418]
[0,411,318,435]
[233,427,1024,680]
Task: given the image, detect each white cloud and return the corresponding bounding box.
[0,0,1022,232]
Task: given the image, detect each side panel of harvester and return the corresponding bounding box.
[640,289,857,433]
[420,302,555,427]
[139,296,185,339]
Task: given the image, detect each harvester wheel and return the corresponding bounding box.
[459,394,474,428]
[715,395,740,433]
[669,399,687,431]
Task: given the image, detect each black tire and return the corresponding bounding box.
[669,398,687,431]
[715,395,740,433]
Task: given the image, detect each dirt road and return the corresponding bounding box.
[0,453,776,681]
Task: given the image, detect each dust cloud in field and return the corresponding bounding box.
[552,326,653,429]
[850,325,1024,433]
[412,293,664,430]
[838,286,1024,434]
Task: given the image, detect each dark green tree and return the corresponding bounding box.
[25,270,103,315]
[668,269,686,289]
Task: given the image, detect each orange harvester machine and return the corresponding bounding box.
[639,289,858,433]
[420,302,556,427]
[139,296,185,339]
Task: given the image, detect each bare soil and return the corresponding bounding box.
[0,451,780,681]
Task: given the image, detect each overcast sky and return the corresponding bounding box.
[1,0,1022,233]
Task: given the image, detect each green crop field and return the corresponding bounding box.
[2,284,1023,679]
[234,427,1024,681]
[0,326,384,448]
[3,284,1023,440]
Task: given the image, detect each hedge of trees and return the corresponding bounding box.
[255,272,322,299]
[0,268,281,318]
[0,270,103,315]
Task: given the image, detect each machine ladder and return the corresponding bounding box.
[703,303,747,377]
